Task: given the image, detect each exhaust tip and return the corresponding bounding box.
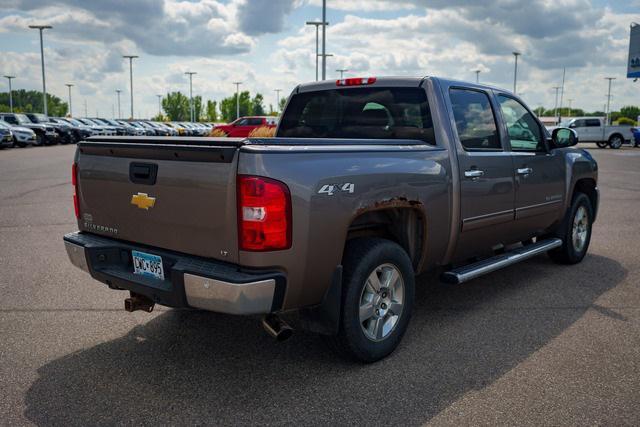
[262,314,293,342]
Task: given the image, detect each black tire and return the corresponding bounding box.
[16,141,28,148]
[608,134,623,149]
[548,192,593,264]
[596,141,608,149]
[34,133,44,146]
[326,238,415,363]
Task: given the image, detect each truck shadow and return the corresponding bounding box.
[24,254,625,425]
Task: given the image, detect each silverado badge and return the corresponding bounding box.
[131,192,156,210]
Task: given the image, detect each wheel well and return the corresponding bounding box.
[346,207,425,271]
[574,178,597,211]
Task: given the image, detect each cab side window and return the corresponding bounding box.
[449,89,501,150]
[235,118,249,126]
[586,119,601,127]
[497,95,544,152]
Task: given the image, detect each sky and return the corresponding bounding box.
[0,0,638,119]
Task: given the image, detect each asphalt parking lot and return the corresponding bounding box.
[1,143,639,425]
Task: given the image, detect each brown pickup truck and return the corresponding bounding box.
[64,76,598,362]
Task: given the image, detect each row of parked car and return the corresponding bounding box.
[0,112,221,148]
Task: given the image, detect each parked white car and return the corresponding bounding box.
[554,117,634,149]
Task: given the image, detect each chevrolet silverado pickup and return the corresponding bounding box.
[64,77,598,362]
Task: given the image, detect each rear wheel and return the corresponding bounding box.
[608,134,623,149]
[548,192,593,264]
[326,238,415,363]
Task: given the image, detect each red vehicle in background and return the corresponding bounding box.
[214,116,278,137]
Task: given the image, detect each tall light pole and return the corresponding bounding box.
[336,69,348,79]
[473,69,480,83]
[274,89,282,113]
[604,77,616,125]
[306,21,329,81]
[156,94,162,118]
[558,67,566,120]
[185,71,197,122]
[319,53,333,73]
[29,25,52,116]
[65,83,73,117]
[115,90,122,119]
[552,86,561,119]
[512,51,521,94]
[122,55,138,119]
[233,82,242,120]
[567,98,573,117]
[321,0,327,80]
[3,75,15,113]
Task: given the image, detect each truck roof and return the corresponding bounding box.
[294,76,514,95]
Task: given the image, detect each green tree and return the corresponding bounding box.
[220,90,251,122]
[193,95,203,122]
[162,91,189,121]
[251,93,265,116]
[0,89,67,116]
[206,100,218,122]
[619,105,640,121]
[278,96,287,113]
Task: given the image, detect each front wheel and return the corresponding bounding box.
[548,192,593,264]
[326,238,415,363]
[595,141,608,148]
[608,135,623,149]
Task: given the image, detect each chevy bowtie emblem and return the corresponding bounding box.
[131,192,156,210]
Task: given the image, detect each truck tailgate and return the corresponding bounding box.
[75,138,240,263]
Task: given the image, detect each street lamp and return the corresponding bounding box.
[512,51,521,94]
[321,0,327,80]
[122,55,138,119]
[274,89,282,113]
[65,83,73,117]
[567,98,573,117]
[233,82,242,120]
[306,21,329,81]
[29,25,52,116]
[185,71,197,122]
[336,69,348,79]
[156,94,162,118]
[552,86,561,119]
[3,75,15,113]
[473,69,480,84]
[604,77,616,125]
[115,90,122,119]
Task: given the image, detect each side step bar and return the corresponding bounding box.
[442,238,562,285]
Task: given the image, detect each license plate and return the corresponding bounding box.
[132,250,165,281]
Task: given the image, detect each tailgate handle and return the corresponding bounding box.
[129,163,158,185]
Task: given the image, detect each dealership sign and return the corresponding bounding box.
[628,23,640,78]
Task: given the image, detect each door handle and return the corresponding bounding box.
[464,170,485,178]
[517,167,533,175]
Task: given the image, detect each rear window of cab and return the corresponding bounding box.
[277,87,435,144]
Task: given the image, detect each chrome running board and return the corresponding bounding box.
[441,238,563,285]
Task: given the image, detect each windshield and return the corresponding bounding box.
[277,87,435,144]
[66,118,83,126]
[0,121,10,129]
[16,114,31,125]
[558,120,573,127]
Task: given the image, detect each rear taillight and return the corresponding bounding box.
[237,175,291,251]
[336,77,377,86]
[72,162,79,219]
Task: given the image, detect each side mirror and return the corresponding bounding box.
[551,127,578,148]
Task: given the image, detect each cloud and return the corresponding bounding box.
[236,0,298,35]
[0,0,254,56]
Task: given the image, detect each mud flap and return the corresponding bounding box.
[299,266,342,336]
